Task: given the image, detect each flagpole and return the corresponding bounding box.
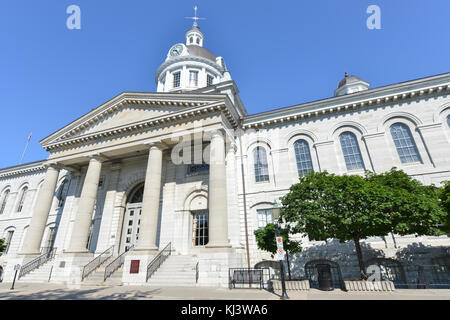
[20,133,32,165]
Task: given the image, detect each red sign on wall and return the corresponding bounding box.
[130,260,140,274]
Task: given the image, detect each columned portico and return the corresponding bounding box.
[206,131,231,248]
[66,156,103,253]
[134,144,163,252]
[19,163,60,256]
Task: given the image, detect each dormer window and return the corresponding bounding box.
[173,72,181,88]
[189,71,198,87]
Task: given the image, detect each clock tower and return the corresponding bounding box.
[155,8,232,93]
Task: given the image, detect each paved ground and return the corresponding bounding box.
[0,282,449,300]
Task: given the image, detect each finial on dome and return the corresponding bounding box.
[345,72,349,78]
[185,6,206,27]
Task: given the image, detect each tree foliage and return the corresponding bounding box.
[254,223,301,257]
[280,168,446,279]
[438,181,450,233]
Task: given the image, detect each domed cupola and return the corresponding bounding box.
[155,7,232,93]
[334,72,370,96]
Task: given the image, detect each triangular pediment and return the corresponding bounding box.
[41,91,227,148]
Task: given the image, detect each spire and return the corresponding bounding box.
[185,6,206,47]
[185,6,206,28]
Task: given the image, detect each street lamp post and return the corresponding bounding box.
[272,201,289,300]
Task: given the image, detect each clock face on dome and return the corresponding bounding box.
[170,44,184,57]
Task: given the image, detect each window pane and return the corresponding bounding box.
[257,209,273,229]
[390,123,421,164]
[447,115,450,127]
[207,75,213,86]
[253,147,269,182]
[173,72,181,88]
[17,187,28,212]
[339,132,365,170]
[294,140,313,176]
[0,190,10,215]
[189,71,198,87]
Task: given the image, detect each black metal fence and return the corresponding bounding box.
[228,268,271,289]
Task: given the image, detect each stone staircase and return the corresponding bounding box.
[147,254,198,287]
[18,261,54,283]
[81,257,124,286]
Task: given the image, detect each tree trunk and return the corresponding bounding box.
[286,251,292,280]
[353,234,367,280]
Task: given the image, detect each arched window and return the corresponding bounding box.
[294,140,313,176]
[0,190,10,215]
[16,186,28,212]
[253,147,269,182]
[339,132,365,170]
[196,37,200,45]
[390,123,421,163]
[189,37,193,44]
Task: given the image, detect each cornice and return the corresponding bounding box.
[42,97,241,152]
[0,160,46,179]
[40,92,227,146]
[155,55,224,83]
[243,73,450,129]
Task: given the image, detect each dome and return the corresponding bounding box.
[186,45,216,62]
[337,74,365,89]
[334,72,370,96]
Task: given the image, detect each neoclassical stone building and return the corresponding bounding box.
[0,22,449,287]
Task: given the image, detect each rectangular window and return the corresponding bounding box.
[173,72,181,88]
[257,209,273,229]
[192,210,209,246]
[187,164,210,176]
[189,71,198,87]
[4,230,14,254]
[207,75,214,86]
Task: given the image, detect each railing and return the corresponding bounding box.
[195,261,199,284]
[104,245,134,282]
[146,242,171,281]
[18,247,57,280]
[81,245,114,281]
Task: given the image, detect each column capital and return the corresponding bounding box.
[88,153,109,162]
[145,141,169,151]
[43,162,61,170]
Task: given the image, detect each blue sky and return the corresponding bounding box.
[1,0,449,168]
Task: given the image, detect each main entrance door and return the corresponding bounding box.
[120,183,144,252]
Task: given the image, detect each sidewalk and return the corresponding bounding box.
[0,282,449,300]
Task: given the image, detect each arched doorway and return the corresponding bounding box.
[305,259,343,289]
[120,183,144,252]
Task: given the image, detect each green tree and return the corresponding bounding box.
[0,238,5,254]
[254,223,301,279]
[438,181,450,233]
[280,169,446,279]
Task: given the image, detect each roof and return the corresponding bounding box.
[186,45,216,62]
[337,74,366,88]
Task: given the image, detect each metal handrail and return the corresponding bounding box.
[104,245,134,282]
[18,247,57,279]
[81,245,114,281]
[146,242,171,281]
[196,261,199,283]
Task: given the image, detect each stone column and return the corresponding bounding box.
[206,131,231,248]
[134,145,163,252]
[66,156,103,253]
[20,164,60,256]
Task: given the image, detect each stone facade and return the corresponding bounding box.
[0,23,449,287]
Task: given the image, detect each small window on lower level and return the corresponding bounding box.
[257,209,273,229]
